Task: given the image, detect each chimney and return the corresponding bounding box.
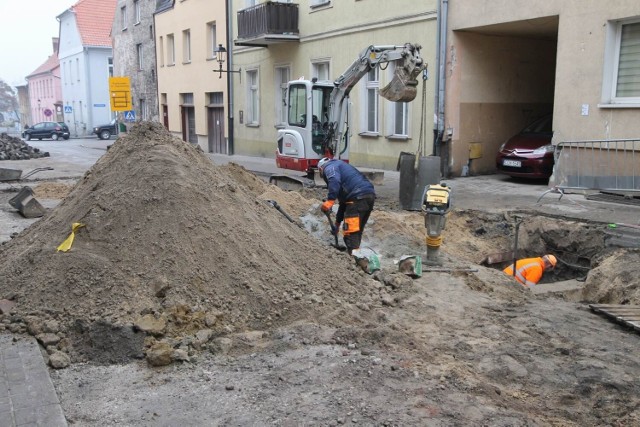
[52,37,59,54]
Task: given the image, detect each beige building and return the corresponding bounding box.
[230,0,438,171]
[443,0,640,182]
[154,0,228,152]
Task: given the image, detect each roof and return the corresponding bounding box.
[71,0,117,47]
[26,55,60,79]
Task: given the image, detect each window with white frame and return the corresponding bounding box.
[76,58,80,82]
[207,22,217,59]
[386,64,409,137]
[137,44,143,70]
[134,0,141,24]
[183,29,191,63]
[363,67,379,133]
[312,60,330,80]
[108,57,113,77]
[605,19,640,104]
[246,69,259,125]
[275,66,290,126]
[167,34,175,65]
[121,6,127,31]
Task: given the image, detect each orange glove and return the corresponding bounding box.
[321,199,335,213]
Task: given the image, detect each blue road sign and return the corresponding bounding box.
[64,105,72,113]
[124,110,136,122]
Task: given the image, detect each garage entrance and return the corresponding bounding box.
[446,16,559,177]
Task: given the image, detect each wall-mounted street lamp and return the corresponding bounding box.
[213,44,241,81]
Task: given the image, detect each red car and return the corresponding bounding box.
[496,114,554,179]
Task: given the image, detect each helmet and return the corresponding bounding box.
[318,157,331,170]
[545,254,557,267]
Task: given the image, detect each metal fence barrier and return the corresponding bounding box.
[549,138,640,194]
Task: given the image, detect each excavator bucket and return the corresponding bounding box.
[380,46,426,103]
[381,67,419,102]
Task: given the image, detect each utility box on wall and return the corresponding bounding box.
[469,142,483,160]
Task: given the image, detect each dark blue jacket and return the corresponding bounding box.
[323,159,375,203]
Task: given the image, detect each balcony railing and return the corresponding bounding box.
[236,2,300,47]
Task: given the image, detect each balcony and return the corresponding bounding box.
[236,2,300,47]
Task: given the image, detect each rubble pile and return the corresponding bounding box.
[0,133,50,160]
[0,122,380,367]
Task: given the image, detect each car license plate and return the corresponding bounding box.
[503,159,521,167]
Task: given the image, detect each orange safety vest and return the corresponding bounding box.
[503,257,545,287]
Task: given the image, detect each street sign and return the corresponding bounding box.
[109,77,132,111]
[64,105,72,113]
[124,110,136,122]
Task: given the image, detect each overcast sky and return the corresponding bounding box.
[0,1,74,87]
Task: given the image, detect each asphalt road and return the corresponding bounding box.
[2,134,639,242]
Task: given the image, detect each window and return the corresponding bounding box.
[275,66,290,126]
[392,102,409,136]
[312,60,330,80]
[363,67,379,134]
[134,0,141,24]
[76,58,80,82]
[245,0,257,7]
[139,99,146,120]
[108,57,113,77]
[310,0,330,7]
[183,29,191,63]
[137,44,144,70]
[386,64,409,137]
[207,22,217,59]
[604,19,640,105]
[121,6,127,31]
[159,36,165,67]
[246,69,259,125]
[167,34,175,65]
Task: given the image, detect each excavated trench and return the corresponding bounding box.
[470,210,640,303]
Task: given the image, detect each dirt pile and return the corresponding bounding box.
[0,122,381,365]
[0,133,50,160]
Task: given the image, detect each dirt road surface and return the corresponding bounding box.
[1,124,639,426]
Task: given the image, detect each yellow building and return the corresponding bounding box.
[154,0,228,153]
[229,0,438,170]
[443,0,640,182]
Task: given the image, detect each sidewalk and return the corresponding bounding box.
[0,334,67,427]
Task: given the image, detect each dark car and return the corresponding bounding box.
[496,114,554,179]
[23,121,70,141]
[93,119,118,140]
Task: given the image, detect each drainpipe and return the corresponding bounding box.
[226,0,235,155]
[433,0,448,160]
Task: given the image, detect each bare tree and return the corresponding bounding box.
[0,79,19,117]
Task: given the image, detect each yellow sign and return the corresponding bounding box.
[109,77,132,111]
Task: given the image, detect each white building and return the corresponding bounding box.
[57,0,117,137]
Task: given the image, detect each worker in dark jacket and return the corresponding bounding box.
[503,254,557,287]
[318,157,376,254]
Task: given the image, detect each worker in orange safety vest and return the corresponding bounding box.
[503,254,557,287]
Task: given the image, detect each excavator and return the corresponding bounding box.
[270,43,427,189]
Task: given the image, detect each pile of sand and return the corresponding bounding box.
[0,122,379,363]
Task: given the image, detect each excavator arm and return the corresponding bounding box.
[324,43,426,157]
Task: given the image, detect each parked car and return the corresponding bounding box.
[496,114,554,179]
[93,119,118,140]
[22,121,70,141]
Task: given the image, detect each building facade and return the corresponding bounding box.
[112,0,159,122]
[25,38,63,127]
[154,0,228,153]
[442,0,640,178]
[57,0,117,137]
[230,0,438,170]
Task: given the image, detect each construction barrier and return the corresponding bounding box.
[550,138,640,193]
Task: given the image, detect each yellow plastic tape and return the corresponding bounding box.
[56,223,85,252]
